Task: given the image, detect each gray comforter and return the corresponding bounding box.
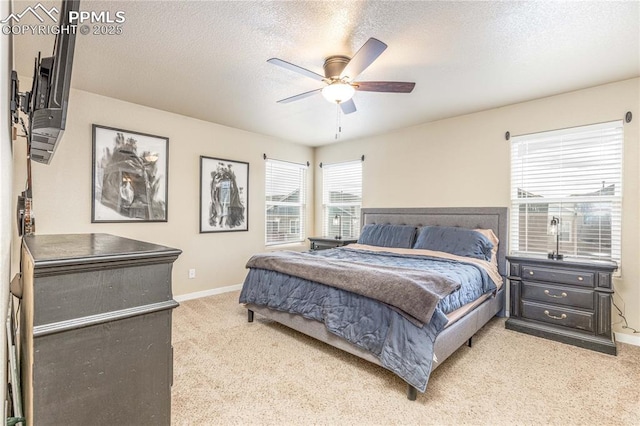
[239,247,497,392]
[246,250,460,325]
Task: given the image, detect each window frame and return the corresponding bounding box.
[509,120,623,263]
[265,159,307,246]
[322,159,363,239]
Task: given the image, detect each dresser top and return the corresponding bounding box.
[506,253,617,271]
[23,233,181,267]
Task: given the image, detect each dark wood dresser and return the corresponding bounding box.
[506,255,617,355]
[18,233,181,425]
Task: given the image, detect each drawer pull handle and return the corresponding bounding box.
[544,310,567,320]
[544,290,568,298]
[577,276,584,281]
[529,271,534,275]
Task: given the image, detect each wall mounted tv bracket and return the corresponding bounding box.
[10,69,35,126]
[10,71,20,125]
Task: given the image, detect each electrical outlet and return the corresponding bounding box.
[188,269,196,279]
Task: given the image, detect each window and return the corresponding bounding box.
[265,159,307,245]
[510,121,623,263]
[289,218,300,234]
[322,160,363,239]
[266,219,280,235]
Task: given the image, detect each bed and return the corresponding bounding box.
[239,207,508,400]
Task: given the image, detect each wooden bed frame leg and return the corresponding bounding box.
[247,309,254,323]
[467,336,473,347]
[407,385,417,401]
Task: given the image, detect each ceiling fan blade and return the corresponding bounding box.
[340,99,357,114]
[340,38,387,81]
[276,88,322,104]
[267,58,326,82]
[355,81,416,93]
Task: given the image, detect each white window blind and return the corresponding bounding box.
[265,159,307,245]
[322,160,363,239]
[510,121,623,263]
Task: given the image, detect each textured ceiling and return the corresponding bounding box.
[11,0,640,146]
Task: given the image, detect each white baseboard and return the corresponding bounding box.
[615,331,640,347]
[174,283,243,302]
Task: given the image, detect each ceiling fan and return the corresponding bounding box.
[268,38,415,115]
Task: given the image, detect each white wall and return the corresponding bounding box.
[0,0,12,418]
[316,78,640,341]
[11,88,314,297]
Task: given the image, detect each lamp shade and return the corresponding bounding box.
[549,217,559,236]
[322,82,355,104]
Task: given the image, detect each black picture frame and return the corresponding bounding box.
[92,124,169,223]
[199,156,249,233]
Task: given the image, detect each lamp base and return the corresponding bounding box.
[547,252,564,260]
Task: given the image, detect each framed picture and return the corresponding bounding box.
[200,156,249,233]
[92,125,169,223]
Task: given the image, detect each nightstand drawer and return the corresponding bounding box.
[521,266,594,288]
[521,301,594,333]
[522,281,594,310]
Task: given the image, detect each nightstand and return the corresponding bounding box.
[506,255,617,355]
[308,236,358,251]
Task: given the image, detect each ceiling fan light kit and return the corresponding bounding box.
[322,82,355,103]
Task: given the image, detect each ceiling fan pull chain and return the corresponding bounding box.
[335,103,341,140]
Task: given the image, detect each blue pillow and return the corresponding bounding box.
[357,224,417,248]
[413,226,494,261]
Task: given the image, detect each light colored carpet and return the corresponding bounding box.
[171,291,640,425]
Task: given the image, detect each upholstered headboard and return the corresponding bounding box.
[360,207,509,277]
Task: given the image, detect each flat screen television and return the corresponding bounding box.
[26,0,80,164]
